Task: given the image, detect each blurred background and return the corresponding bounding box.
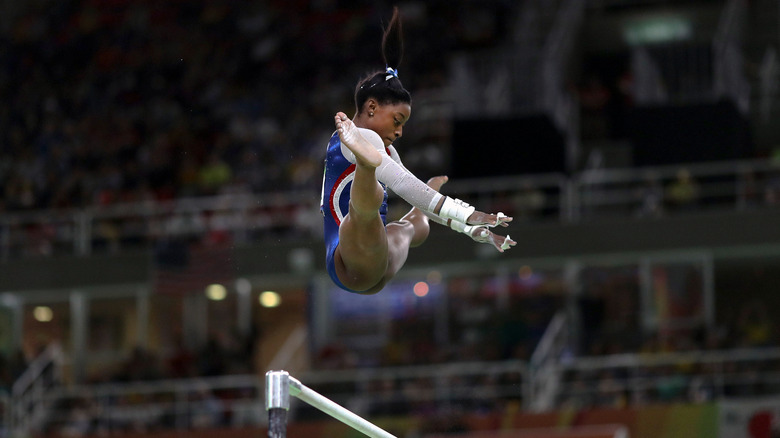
[1,0,780,437]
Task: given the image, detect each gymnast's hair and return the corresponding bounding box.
[354,6,412,114]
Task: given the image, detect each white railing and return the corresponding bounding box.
[572,158,780,220]
[6,343,780,435]
[2,158,780,261]
[555,347,780,407]
[714,0,750,113]
[450,49,543,117]
[527,312,571,412]
[632,47,668,105]
[541,0,585,171]
[30,374,263,436]
[295,360,529,420]
[453,0,582,134]
[0,190,318,261]
[10,343,64,436]
[270,346,780,419]
[614,0,748,109]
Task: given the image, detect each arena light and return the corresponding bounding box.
[205,284,227,301]
[624,15,692,46]
[426,270,442,285]
[260,291,281,308]
[413,281,429,297]
[33,306,53,322]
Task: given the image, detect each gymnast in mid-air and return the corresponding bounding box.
[321,7,516,294]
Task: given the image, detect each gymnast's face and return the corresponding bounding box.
[359,99,411,147]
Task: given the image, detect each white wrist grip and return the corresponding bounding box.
[439,197,475,223]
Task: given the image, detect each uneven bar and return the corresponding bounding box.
[265,370,396,438]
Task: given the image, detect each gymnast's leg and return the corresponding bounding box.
[374,176,449,290]
[339,176,447,295]
[332,113,391,293]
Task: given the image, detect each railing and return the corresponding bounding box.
[572,158,780,220]
[450,49,544,117]
[272,346,780,418]
[32,374,263,436]
[632,47,668,105]
[2,158,780,261]
[541,0,585,171]
[527,312,571,412]
[713,0,750,113]
[453,0,582,135]
[0,190,318,261]
[294,360,528,420]
[10,343,64,436]
[615,0,748,109]
[555,347,780,408]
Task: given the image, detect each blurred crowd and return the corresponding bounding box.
[0,0,511,214]
[34,327,260,436]
[3,0,780,262]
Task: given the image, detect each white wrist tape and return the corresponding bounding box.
[439,197,475,223]
[490,212,509,228]
[500,235,513,250]
[448,219,469,233]
[450,220,485,238]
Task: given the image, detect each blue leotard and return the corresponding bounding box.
[321,131,388,292]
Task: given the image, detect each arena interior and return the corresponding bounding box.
[2,0,780,437]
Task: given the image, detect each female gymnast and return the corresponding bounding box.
[321,7,516,294]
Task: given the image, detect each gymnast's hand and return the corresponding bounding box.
[467,211,513,228]
[468,226,517,252]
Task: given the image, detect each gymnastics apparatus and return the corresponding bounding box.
[266,370,395,438]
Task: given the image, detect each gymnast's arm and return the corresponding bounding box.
[381,144,515,251]
[341,132,515,251]
[343,128,511,227]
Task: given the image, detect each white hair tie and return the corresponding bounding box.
[385,66,398,81]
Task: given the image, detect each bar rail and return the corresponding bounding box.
[266,370,396,438]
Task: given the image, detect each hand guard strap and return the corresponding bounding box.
[439,197,475,224]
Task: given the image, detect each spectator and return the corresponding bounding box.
[735,299,775,348]
[635,172,664,217]
[198,152,233,196]
[665,168,700,211]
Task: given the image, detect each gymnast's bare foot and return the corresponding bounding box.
[335,112,382,168]
[426,175,449,191]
